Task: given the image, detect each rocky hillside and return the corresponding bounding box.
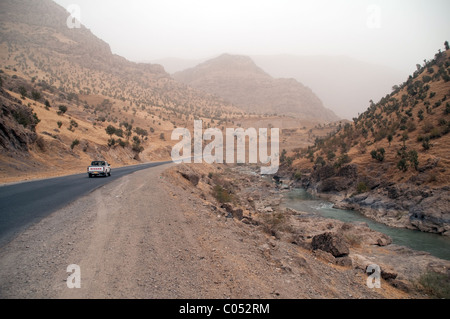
[284,47,450,236]
[173,54,339,122]
[0,0,259,182]
[0,87,39,155]
[0,0,243,121]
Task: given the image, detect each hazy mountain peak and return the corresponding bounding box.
[192,53,269,77]
[174,54,339,122]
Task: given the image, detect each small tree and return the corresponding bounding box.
[105,125,116,138]
[422,139,431,150]
[18,86,27,98]
[58,105,67,115]
[57,121,62,129]
[408,150,419,170]
[397,158,408,172]
[387,134,393,146]
[401,132,409,149]
[370,148,385,162]
[315,156,326,167]
[31,90,41,101]
[445,41,449,51]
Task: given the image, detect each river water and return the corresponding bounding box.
[281,188,450,261]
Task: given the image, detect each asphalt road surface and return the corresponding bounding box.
[0,161,172,247]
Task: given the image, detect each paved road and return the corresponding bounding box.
[0,161,172,247]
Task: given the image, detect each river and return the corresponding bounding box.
[281,188,450,261]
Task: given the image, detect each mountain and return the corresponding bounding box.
[173,54,339,122]
[0,0,246,182]
[0,0,241,121]
[286,48,450,236]
[251,55,406,120]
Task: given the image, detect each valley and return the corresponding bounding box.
[0,0,449,301]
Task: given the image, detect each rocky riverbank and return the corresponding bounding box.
[169,163,450,298]
[285,163,450,236]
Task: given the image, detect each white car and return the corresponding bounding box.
[87,161,111,178]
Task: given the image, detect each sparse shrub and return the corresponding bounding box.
[294,171,302,181]
[132,142,144,153]
[70,120,78,128]
[212,185,232,204]
[370,148,385,162]
[408,150,419,170]
[387,134,393,146]
[417,109,424,121]
[417,271,450,299]
[397,158,408,172]
[422,75,432,83]
[35,136,45,151]
[429,127,441,140]
[422,139,431,150]
[70,139,80,150]
[18,86,27,98]
[334,153,351,168]
[57,121,62,128]
[114,129,124,138]
[356,182,368,194]
[315,156,326,167]
[12,108,38,129]
[31,91,41,101]
[134,127,148,137]
[326,150,336,161]
[117,139,126,148]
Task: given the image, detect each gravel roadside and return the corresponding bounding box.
[0,163,407,299]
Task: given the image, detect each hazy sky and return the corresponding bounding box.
[53,0,450,74]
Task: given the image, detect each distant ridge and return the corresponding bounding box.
[174,54,339,122]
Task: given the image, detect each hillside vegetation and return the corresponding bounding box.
[285,47,450,235]
[0,0,281,182]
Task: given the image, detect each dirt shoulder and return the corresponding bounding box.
[0,163,417,299]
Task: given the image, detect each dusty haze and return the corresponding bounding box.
[51,0,450,118]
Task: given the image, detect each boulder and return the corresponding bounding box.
[311,232,349,257]
[409,191,450,234]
